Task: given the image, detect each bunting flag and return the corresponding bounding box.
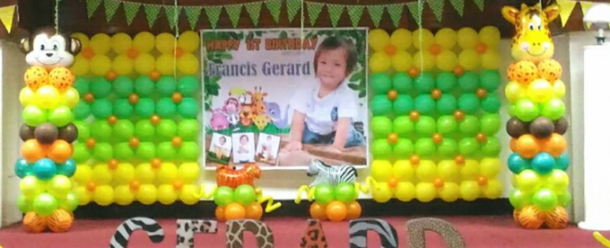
[164,5,181,30]
[225,4,242,28]
[286,0,302,24]
[406,2,423,27]
[104,0,121,22]
[347,5,364,28]
[305,1,324,26]
[86,0,102,18]
[327,4,344,28]
[580,1,594,29]
[265,0,282,24]
[204,6,222,29]
[143,4,161,28]
[448,0,464,17]
[184,6,202,30]
[386,4,404,28]
[428,0,445,22]
[123,1,141,25]
[557,0,578,27]
[367,5,385,28]
[472,0,485,11]
[245,2,263,26]
[0,5,15,33]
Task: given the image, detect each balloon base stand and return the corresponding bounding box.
[578,221,610,231]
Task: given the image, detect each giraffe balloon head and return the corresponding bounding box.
[502,3,560,62]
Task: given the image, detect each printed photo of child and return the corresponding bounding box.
[208,133,232,164]
[232,133,256,164]
[256,133,280,165]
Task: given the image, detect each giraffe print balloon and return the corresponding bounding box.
[502,3,560,62]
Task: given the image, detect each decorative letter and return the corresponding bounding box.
[225,219,274,248]
[109,217,164,248]
[176,219,218,248]
[406,218,465,248]
[349,218,398,248]
[300,219,328,248]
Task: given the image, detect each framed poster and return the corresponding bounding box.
[202,28,369,170]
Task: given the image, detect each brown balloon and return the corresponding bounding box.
[19,124,35,141]
[554,117,568,135]
[506,117,529,138]
[58,123,78,143]
[34,123,59,145]
[529,117,554,139]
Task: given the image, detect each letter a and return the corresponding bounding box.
[300,219,328,248]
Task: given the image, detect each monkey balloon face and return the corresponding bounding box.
[21,28,81,69]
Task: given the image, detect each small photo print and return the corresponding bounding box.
[208,133,232,164]
[255,133,281,165]
[232,133,256,164]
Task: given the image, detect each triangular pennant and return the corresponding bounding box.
[184,6,203,30]
[164,5,182,30]
[306,1,324,26]
[204,6,222,29]
[448,0,464,17]
[406,2,423,27]
[557,0,577,27]
[225,4,242,28]
[347,5,364,28]
[386,4,404,28]
[472,0,485,11]
[428,0,445,22]
[265,0,282,24]
[327,4,344,27]
[0,5,15,33]
[104,0,121,22]
[286,0,302,24]
[367,5,385,28]
[245,2,263,26]
[143,4,162,28]
[86,0,102,19]
[123,1,141,25]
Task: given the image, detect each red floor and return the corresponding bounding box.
[0,216,606,248]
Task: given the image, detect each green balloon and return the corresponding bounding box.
[393,116,414,138]
[179,142,200,161]
[135,98,155,118]
[414,72,435,94]
[157,142,176,160]
[541,98,565,121]
[135,120,155,141]
[414,94,435,115]
[113,99,134,118]
[557,191,572,207]
[156,98,177,118]
[157,76,177,97]
[72,143,90,163]
[33,193,58,216]
[134,76,155,96]
[314,184,335,204]
[234,185,256,205]
[458,71,479,92]
[482,136,501,157]
[415,139,436,158]
[178,76,200,96]
[91,99,113,119]
[533,188,558,211]
[157,120,177,140]
[74,77,90,96]
[371,73,392,95]
[214,186,234,207]
[436,72,457,92]
[136,142,156,160]
[113,120,134,141]
[178,98,199,118]
[93,142,113,162]
[74,121,90,141]
[437,116,457,135]
[23,105,47,126]
[91,120,113,142]
[59,192,79,212]
[371,116,392,139]
[509,188,531,209]
[480,70,501,92]
[49,106,74,127]
[481,93,501,113]
[458,94,479,114]
[415,116,436,136]
[508,103,517,117]
[459,138,479,156]
[113,76,134,97]
[372,139,392,159]
[17,195,32,213]
[90,77,112,98]
[515,99,540,122]
[392,72,413,94]
[178,120,199,141]
[480,114,501,135]
[459,116,480,136]
[335,183,357,203]
[436,95,457,115]
[114,143,134,160]
[393,95,413,115]
[394,139,414,159]
[371,96,392,116]
[438,138,458,158]
[73,102,91,120]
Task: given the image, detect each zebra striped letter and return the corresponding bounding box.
[349,218,398,248]
[226,220,274,248]
[176,219,218,248]
[109,217,164,248]
[406,218,465,248]
[300,219,328,248]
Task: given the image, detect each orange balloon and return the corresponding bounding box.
[47,140,73,163]
[345,201,362,220]
[22,139,46,163]
[224,203,246,220]
[245,203,263,220]
[215,206,226,221]
[309,202,327,220]
[542,133,567,157]
[510,138,517,152]
[516,134,540,159]
[326,201,347,222]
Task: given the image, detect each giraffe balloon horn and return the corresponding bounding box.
[502,3,560,62]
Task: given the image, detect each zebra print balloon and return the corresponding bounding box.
[306,159,358,186]
[109,217,164,248]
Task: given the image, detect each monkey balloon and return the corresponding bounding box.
[20,27,81,69]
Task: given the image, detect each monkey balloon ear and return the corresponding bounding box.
[20,38,31,53]
[71,38,82,55]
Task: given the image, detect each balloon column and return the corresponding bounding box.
[69,32,202,206]
[502,4,569,229]
[368,26,503,203]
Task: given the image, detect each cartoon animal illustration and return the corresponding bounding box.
[264,102,289,129]
[252,114,271,131]
[306,159,358,187]
[502,3,559,62]
[210,109,229,131]
[229,87,250,105]
[248,86,268,116]
[223,98,241,127]
[240,105,253,127]
[216,163,262,189]
[20,27,81,68]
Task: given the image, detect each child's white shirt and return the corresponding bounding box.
[290,77,358,135]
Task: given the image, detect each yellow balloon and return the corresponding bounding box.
[111,33,133,54]
[461,160,480,180]
[479,26,500,48]
[71,54,90,76]
[483,179,502,199]
[435,28,457,49]
[90,34,111,55]
[133,32,156,53]
[392,160,414,181]
[390,29,412,50]
[481,51,501,70]
[20,87,35,106]
[416,160,437,181]
[391,51,413,72]
[73,164,92,185]
[158,163,178,184]
[369,29,390,52]
[458,50,481,70]
[394,182,416,202]
[371,160,393,181]
[178,54,200,75]
[505,81,526,103]
[412,28,434,50]
[415,182,436,202]
[527,79,553,103]
[90,55,112,76]
[369,52,391,73]
[112,55,134,76]
[76,186,92,205]
[439,182,460,202]
[178,31,200,53]
[134,53,156,75]
[135,163,156,183]
[371,183,392,203]
[36,85,60,109]
[436,51,458,72]
[157,184,178,205]
[511,174,518,187]
[553,80,566,98]
[92,163,113,185]
[179,184,201,205]
[413,51,435,71]
[71,33,90,48]
[437,160,459,182]
[178,162,200,184]
[460,181,480,201]
[114,185,135,206]
[544,170,569,192]
[114,163,136,185]
[137,184,158,205]
[480,158,501,178]
[20,176,44,199]
[156,54,175,75]
[94,185,114,206]
[457,27,479,49]
[156,33,176,54]
[61,87,80,108]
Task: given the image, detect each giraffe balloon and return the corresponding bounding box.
[502,3,559,62]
